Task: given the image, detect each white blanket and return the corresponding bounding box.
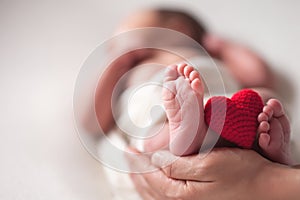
[97,57,240,199]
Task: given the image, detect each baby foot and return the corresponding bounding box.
[162,63,207,156]
[257,99,293,165]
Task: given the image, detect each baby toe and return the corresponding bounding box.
[262,105,274,119]
[258,112,269,123]
[267,99,284,117]
[183,65,194,79]
[258,133,271,150]
[189,70,200,81]
[191,78,203,95]
[258,121,270,133]
[177,63,187,75]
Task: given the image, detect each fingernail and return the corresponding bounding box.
[151,151,176,167]
[151,152,164,166]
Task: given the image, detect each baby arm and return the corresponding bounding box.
[95,50,151,133]
[203,34,274,89]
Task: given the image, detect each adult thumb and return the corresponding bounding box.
[151,150,211,181]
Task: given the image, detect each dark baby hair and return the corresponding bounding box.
[156,8,207,44]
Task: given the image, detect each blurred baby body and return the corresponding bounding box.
[98,52,239,200]
[95,7,279,199]
[113,45,239,148]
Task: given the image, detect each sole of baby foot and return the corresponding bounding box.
[257,99,293,165]
[162,63,207,156]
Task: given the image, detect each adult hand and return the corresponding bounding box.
[127,148,300,200]
[95,48,153,133]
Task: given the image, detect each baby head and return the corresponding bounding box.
[116,8,207,45]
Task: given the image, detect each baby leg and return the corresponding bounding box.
[162,63,207,156]
[257,99,293,165]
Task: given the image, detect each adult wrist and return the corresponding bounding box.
[258,162,300,200]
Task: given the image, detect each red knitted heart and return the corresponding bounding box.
[204,89,264,148]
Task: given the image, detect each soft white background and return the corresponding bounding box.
[1,0,299,199]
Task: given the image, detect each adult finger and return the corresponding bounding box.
[151,149,243,181]
[141,168,187,199]
[126,149,163,199]
[130,173,158,200]
[126,149,187,199]
[125,148,157,173]
[150,150,212,181]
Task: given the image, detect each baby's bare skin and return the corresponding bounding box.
[95,9,293,165]
[161,63,293,164]
[163,63,206,156]
[257,99,293,165]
